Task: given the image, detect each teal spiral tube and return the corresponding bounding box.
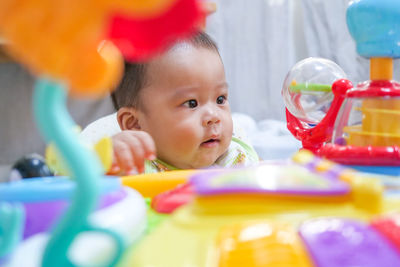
[33,78,123,267]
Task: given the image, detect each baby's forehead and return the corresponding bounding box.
[168,41,196,52]
[154,42,219,65]
[146,44,211,75]
[142,44,223,90]
[151,42,200,62]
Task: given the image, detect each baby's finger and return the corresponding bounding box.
[108,162,121,175]
[131,131,156,160]
[117,134,147,173]
[113,139,137,174]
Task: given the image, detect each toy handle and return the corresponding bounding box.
[0,203,24,258]
[33,78,124,267]
[66,224,125,267]
[286,79,353,151]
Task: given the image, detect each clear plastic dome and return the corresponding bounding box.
[282,58,346,124]
[332,97,400,146]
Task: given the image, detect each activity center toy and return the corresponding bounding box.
[2,0,400,267]
[10,154,53,180]
[283,0,400,176]
[119,150,400,267]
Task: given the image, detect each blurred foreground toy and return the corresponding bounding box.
[4,150,400,267]
[109,0,202,61]
[0,177,146,267]
[46,136,113,176]
[119,150,400,267]
[9,154,53,181]
[283,0,400,175]
[0,0,202,96]
[121,169,195,198]
[151,182,193,214]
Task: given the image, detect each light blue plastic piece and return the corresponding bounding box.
[350,165,400,176]
[0,176,120,202]
[0,203,24,258]
[33,78,124,267]
[347,0,400,58]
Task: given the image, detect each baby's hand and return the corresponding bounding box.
[110,130,156,175]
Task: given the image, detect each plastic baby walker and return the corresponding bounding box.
[120,150,400,267]
[283,0,400,176]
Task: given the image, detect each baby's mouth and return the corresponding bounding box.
[201,138,220,147]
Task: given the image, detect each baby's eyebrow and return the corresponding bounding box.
[171,82,229,98]
[216,82,229,89]
[171,86,200,98]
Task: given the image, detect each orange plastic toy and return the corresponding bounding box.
[0,0,203,97]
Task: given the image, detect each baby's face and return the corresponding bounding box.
[138,46,233,169]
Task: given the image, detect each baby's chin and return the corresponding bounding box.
[188,151,227,169]
[164,143,230,169]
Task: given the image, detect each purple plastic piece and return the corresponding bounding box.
[0,256,7,265]
[299,218,400,267]
[22,188,127,239]
[303,158,347,180]
[190,165,350,196]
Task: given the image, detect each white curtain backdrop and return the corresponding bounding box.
[207,0,295,121]
[206,0,372,122]
[300,0,369,83]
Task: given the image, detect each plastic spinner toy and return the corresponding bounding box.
[283,0,400,176]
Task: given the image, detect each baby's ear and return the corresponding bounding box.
[117,107,141,130]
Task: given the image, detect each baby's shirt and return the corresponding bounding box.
[144,136,259,173]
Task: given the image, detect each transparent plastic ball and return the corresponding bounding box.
[282,57,347,124]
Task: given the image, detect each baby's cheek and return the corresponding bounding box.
[220,136,232,156]
[170,127,200,151]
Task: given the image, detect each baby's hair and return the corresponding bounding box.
[111,31,219,111]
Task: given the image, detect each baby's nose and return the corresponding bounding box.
[202,106,220,126]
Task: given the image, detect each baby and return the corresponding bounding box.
[110,31,258,174]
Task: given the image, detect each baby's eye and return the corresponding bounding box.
[216,95,227,104]
[183,99,198,108]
